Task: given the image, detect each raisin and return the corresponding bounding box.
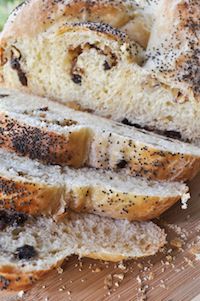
[116,160,128,169]
[0,210,28,230]
[15,245,37,260]
[71,74,82,85]
[9,212,28,227]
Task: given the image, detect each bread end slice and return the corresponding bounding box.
[0,211,166,290]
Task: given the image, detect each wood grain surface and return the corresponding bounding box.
[1,174,200,301]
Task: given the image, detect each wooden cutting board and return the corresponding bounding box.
[1,174,200,301]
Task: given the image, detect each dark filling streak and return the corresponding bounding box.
[121,118,183,142]
[10,58,28,86]
[69,43,118,84]
[0,94,9,98]
[69,45,83,85]
[15,245,37,260]
[0,210,28,230]
[10,48,27,86]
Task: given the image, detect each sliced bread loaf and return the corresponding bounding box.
[0,210,166,290]
[0,148,189,221]
[1,6,199,144]
[0,89,200,181]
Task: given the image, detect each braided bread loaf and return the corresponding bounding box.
[0,0,199,144]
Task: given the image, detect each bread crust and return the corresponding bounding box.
[0,176,65,216]
[0,0,150,47]
[0,169,189,221]
[0,113,90,167]
[89,133,200,182]
[0,259,64,291]
[70,187,183,221]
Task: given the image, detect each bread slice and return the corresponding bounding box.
[1,9,199,145]
[0,210,166,290]
[0,148,190,221]
[0,88,200,182]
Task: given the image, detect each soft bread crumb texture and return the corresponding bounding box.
[0,212,166,273]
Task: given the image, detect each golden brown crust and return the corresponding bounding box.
[0,270,46,291]
[0,113,90,168]
[90,134,200,182]
[0,171,188,221]
[69,187,183,221]
[0,176,65,216]
[0,259,64,291]
[83,252,128,262]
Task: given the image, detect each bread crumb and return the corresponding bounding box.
[137,263,144,269]
[136,275,142,284]
[104,274,113,289]
[166,255,173,263]
[166,224,188,240]
[118,262,126,270]
[17,291,24,298]
[170,238,184,249]
[148,272,154,281]
[181,193,190,209]
[184,257,194,267]
[81,278,86,282]
[57,267,64,274]
[59,285,66,292]
[113,273,124,281]
[92,267,101,273]
[115,282,120,287]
